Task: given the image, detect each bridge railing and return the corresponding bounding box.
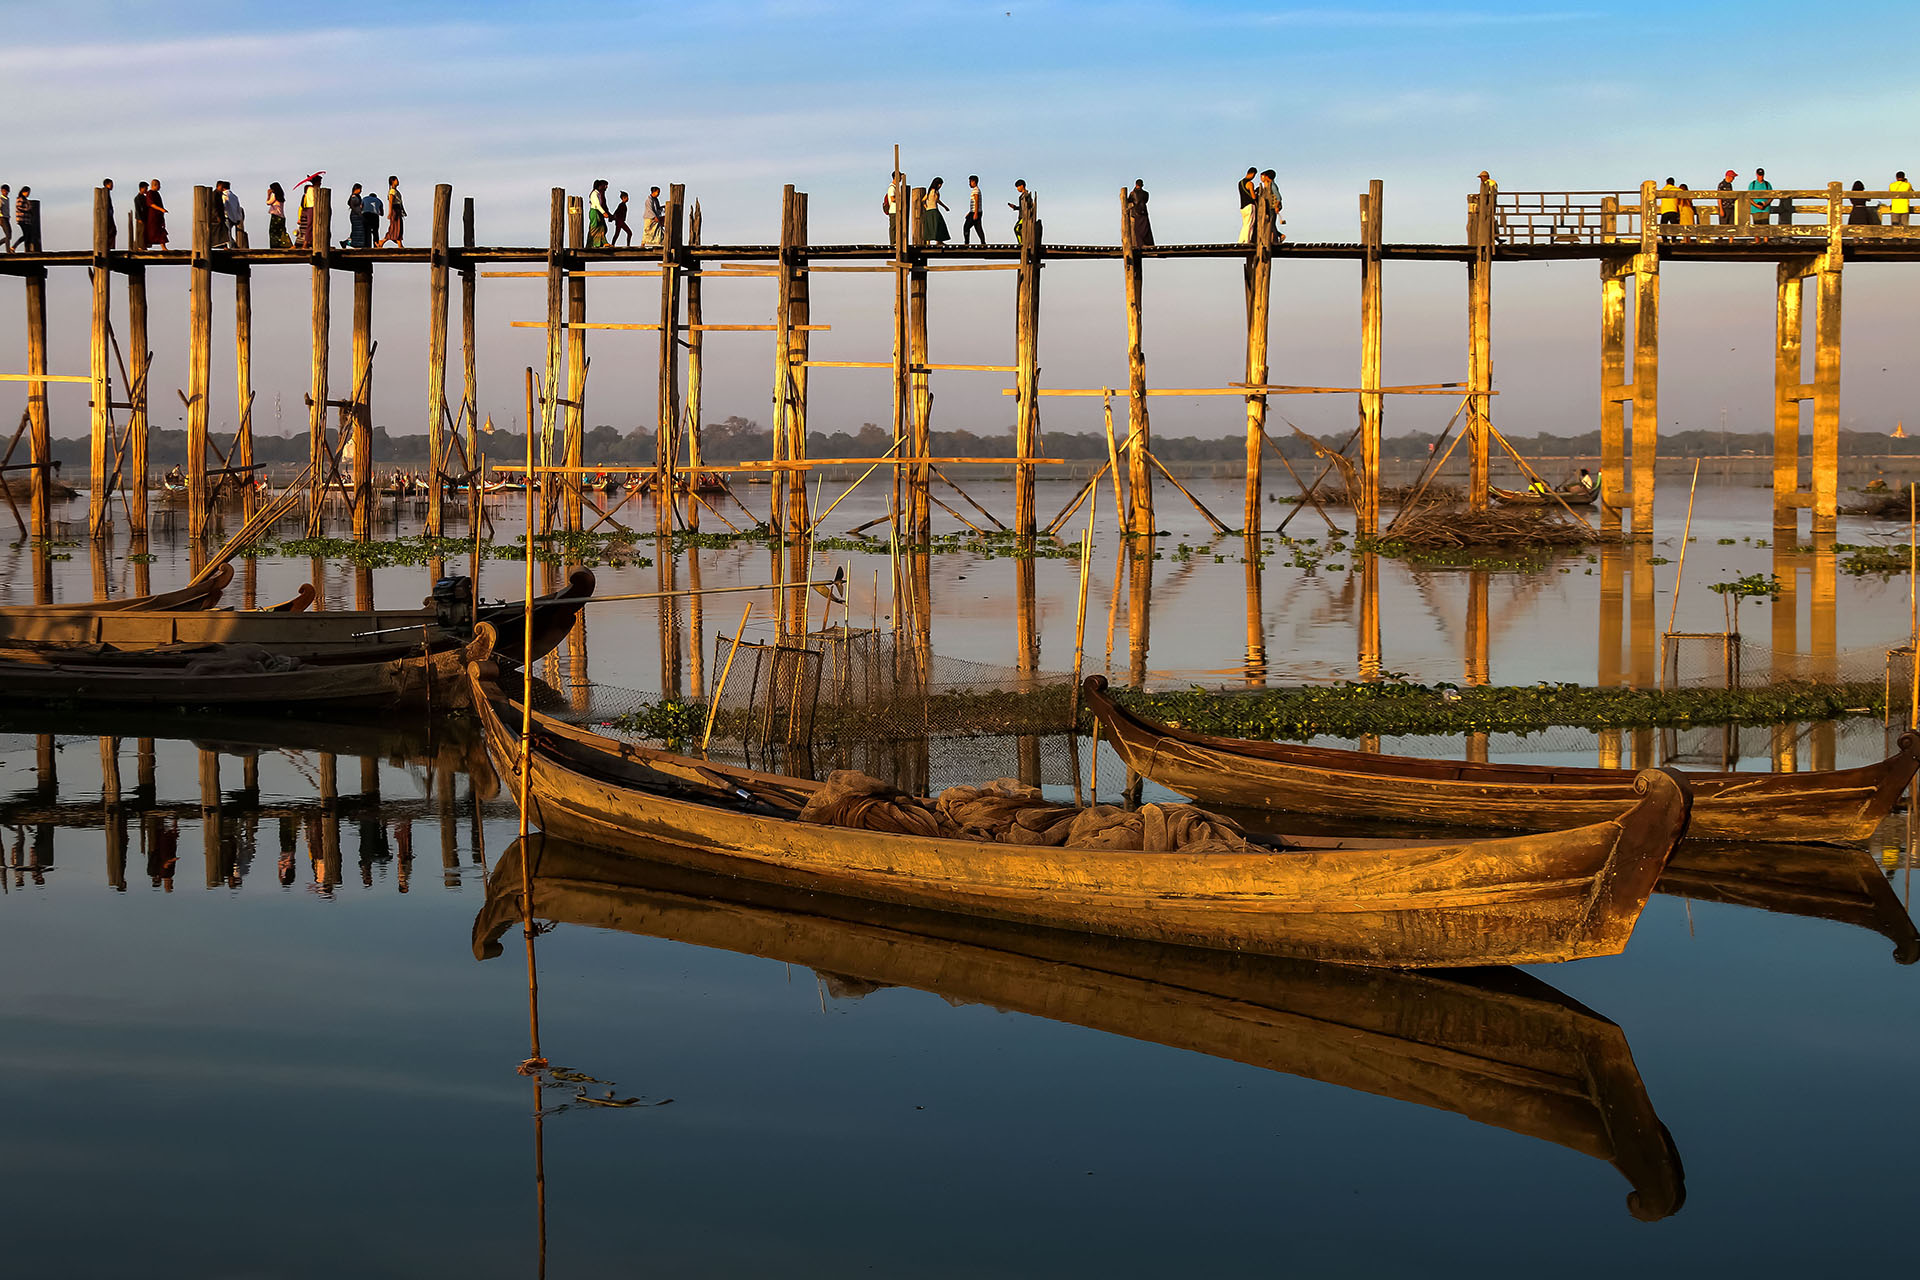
[1489,185,1920,245]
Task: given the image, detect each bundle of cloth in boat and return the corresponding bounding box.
[180,645,304,676]
[797,771,1267,853]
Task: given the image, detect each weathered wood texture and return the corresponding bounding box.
[1120,189,1154,538]
[306,188,332,520]
[187,185,214,539]
[1014,191,1042,537]
[1467,179,1494,510]
[1357,181,1384,536]
[427,183,451,535]
[89,188,112,535]
[1243,188,1273,532]
[350,264,374,537]
[565,195,586,531]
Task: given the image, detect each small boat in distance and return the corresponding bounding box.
[466,631,1691,969]
[1083,675,1919,844]
[1491,484,1599,507]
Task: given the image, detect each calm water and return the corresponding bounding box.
[2,473,1916,1276]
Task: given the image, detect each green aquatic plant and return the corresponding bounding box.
[1707,572,1784,635]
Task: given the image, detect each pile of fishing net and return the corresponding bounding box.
[1383,503,1595,548]
[797,771,1276,853]
[180,645,306,676]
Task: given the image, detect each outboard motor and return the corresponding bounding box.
[431,576,474,630]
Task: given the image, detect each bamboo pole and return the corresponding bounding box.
[187,185,214,542]
[1120,189,1154,538]
[89,187,112,536]
[127,265,149,538]
[1103,393,1127,531]
[1659,459,1703,691]
[426,183,451,536]
[349,263,374,538]
[702,603,754,755]
[307,187,332,526]
[1243,184,1273,532]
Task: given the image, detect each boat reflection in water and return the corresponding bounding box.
[476,833,1688,1222]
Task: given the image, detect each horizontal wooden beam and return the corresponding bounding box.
[1002,385,1489,397]
[495,456,1065,474]
[0,373,92,383]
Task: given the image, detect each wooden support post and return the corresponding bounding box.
[234,251,254,522]
[1630,180,1660,539]
[891,170,910,535]
[565,194,586,532]
[23,267,50,543]
[89,187,112,536]
[1467,177,1494,511]
[1773,259,1812,534]
[1811,183,1844,536]
[187,185,213,541]
[789,192,811,538]
[1598,195,1628,536]
[657,183,685,527]
[461,196,478,506]
[772,186,796,537]
[127,266,148,538]
[1013,190,1042,538]
[307,187,332,524]
[1357,180,1384,536]
[350,264,374,538]
[542,188,565,532]
[685,203,704,529]
[1120,188,1154,538]
[426,183,451,536]
[909,187,931,541]
[1243,185,1273,532]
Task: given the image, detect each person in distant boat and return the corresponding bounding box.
[1748,168,1774,225]
[962,175,985,246]
[1575,467,1596,491]
[1128,179,1153,245]
[267,182,290,248]
[143,180,167,248]
[923,177,951,245]
[1891,171,1912,228]
[612,190,633,246]
[1528,477,1550,495]
[1848,179,1880,226]
[643,186,665,246]
[1237,167,1257,243]
[1008,178,1029,241]
[341,183,365,248]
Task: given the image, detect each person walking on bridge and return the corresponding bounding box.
[1747,168,1774,226]
[378,177,405,248]
[1890,172,1911,228]
[613,190,633,246]
[963,176,985,246]
[643,186,664,246]
[1008,179,1030,242]
[1237,167,1257,243]
[1848,180,1880,226]
[1716,170,1736,224]
[266,182,290,248]
[1658,179,1680,226]
[342,183,366,248]
[1128,179,1153,246]
[143,180,167,248]
[588,180,612,248]
[2,184,15,252]
[12,187,39,252]
[923,178,951,245]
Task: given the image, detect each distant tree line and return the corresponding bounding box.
[42,416,1920,475]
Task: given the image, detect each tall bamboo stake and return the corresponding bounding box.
[1658,458,1702,691]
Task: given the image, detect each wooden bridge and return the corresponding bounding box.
[3,175,1913,555]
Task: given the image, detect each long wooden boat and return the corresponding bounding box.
[1491,484,1599,507]
[0,563,234,616]
[0,631,489,713]
[1085,676,1919,844]
[475,833,1685,1219]
[468,636,1690,968]
[0,568,592,666]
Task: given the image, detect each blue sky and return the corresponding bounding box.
[6,0,1920,443]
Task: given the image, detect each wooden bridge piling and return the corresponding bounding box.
[786,189,811,539]
[685,202,704,529]
[1013,190,1041,538]
[234,228,255,522]
[126,261,149,538]
[186,185,213,541]
[565,194,586,532]
[658,183,686,529]
[1599,198,1629,535]
[88,188,112,536]
[461,195,478,495]
[909,188,931,542]
[306,186,332,524]
[1630,180,1660,539]
[773,185,797,536]
[1243,189,1273,532]
[1120,187,1153,538]
[1357,180,1384,536]
[1811,183,1844,536]
[427,183,452,536]
[1466,177,1494,509]
[1773,259,1810,532]
[540,188,564,533]
[349,261,374,538]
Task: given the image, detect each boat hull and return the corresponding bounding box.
[471,660,1688,968]
[1086,677,1918,844]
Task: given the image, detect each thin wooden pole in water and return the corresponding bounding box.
[517,405,543,1069]
[1909,482,1917,727]
[1659,458,1702,691]
[702,603,754,755]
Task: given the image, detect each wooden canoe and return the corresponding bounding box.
[0,563,233,615]
[1491,485,1599,507]
[0,568,592,666]
[0,631,490,713]
[475,832,1686,1220]
[468,637,1690,968]
[1085,676,1919,844]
